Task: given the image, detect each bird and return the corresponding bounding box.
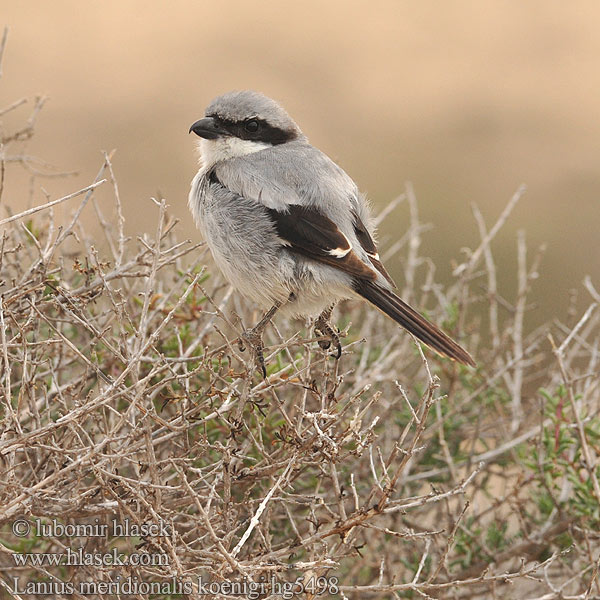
[188,91,475,375]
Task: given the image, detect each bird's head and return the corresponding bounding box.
[189,91,303,167]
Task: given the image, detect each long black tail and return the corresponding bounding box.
[354,279,475,367]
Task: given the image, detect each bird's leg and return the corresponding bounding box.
[238,301,282,378]
[314,303,341,359]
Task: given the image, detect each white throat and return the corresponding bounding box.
[198,137,271,168]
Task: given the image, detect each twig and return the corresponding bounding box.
[0,27,8,79]
[0,180,105,226]
[231,454,297,558]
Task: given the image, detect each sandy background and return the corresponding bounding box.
[2,1,599,327]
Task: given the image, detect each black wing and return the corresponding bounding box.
[351,210,396,286]
[266,204,378,281]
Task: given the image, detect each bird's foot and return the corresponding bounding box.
[314,316,342,359]
[237,302,282,379]
[238,329,268,378]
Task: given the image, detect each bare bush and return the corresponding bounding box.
[1,31,599,600]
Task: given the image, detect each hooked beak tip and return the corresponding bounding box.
[189,117,222,140]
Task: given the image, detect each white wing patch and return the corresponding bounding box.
[328,246,351,258]
[327,229,352,258]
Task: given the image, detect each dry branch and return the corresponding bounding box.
[1,60,599,600]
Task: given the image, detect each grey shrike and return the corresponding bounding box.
[189,91,475,375]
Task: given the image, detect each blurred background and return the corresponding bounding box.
[2,0,599,327]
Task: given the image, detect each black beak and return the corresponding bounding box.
[189,117,223,139]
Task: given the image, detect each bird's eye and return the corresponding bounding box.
[245,119,259,133]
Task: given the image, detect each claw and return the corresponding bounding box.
[314,309,342,359]
[317,335,331,351]
[239,329,268,378]
[236,302,281,377]
[334,338,342,359]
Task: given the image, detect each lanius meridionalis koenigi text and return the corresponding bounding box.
[189,91,474,374]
